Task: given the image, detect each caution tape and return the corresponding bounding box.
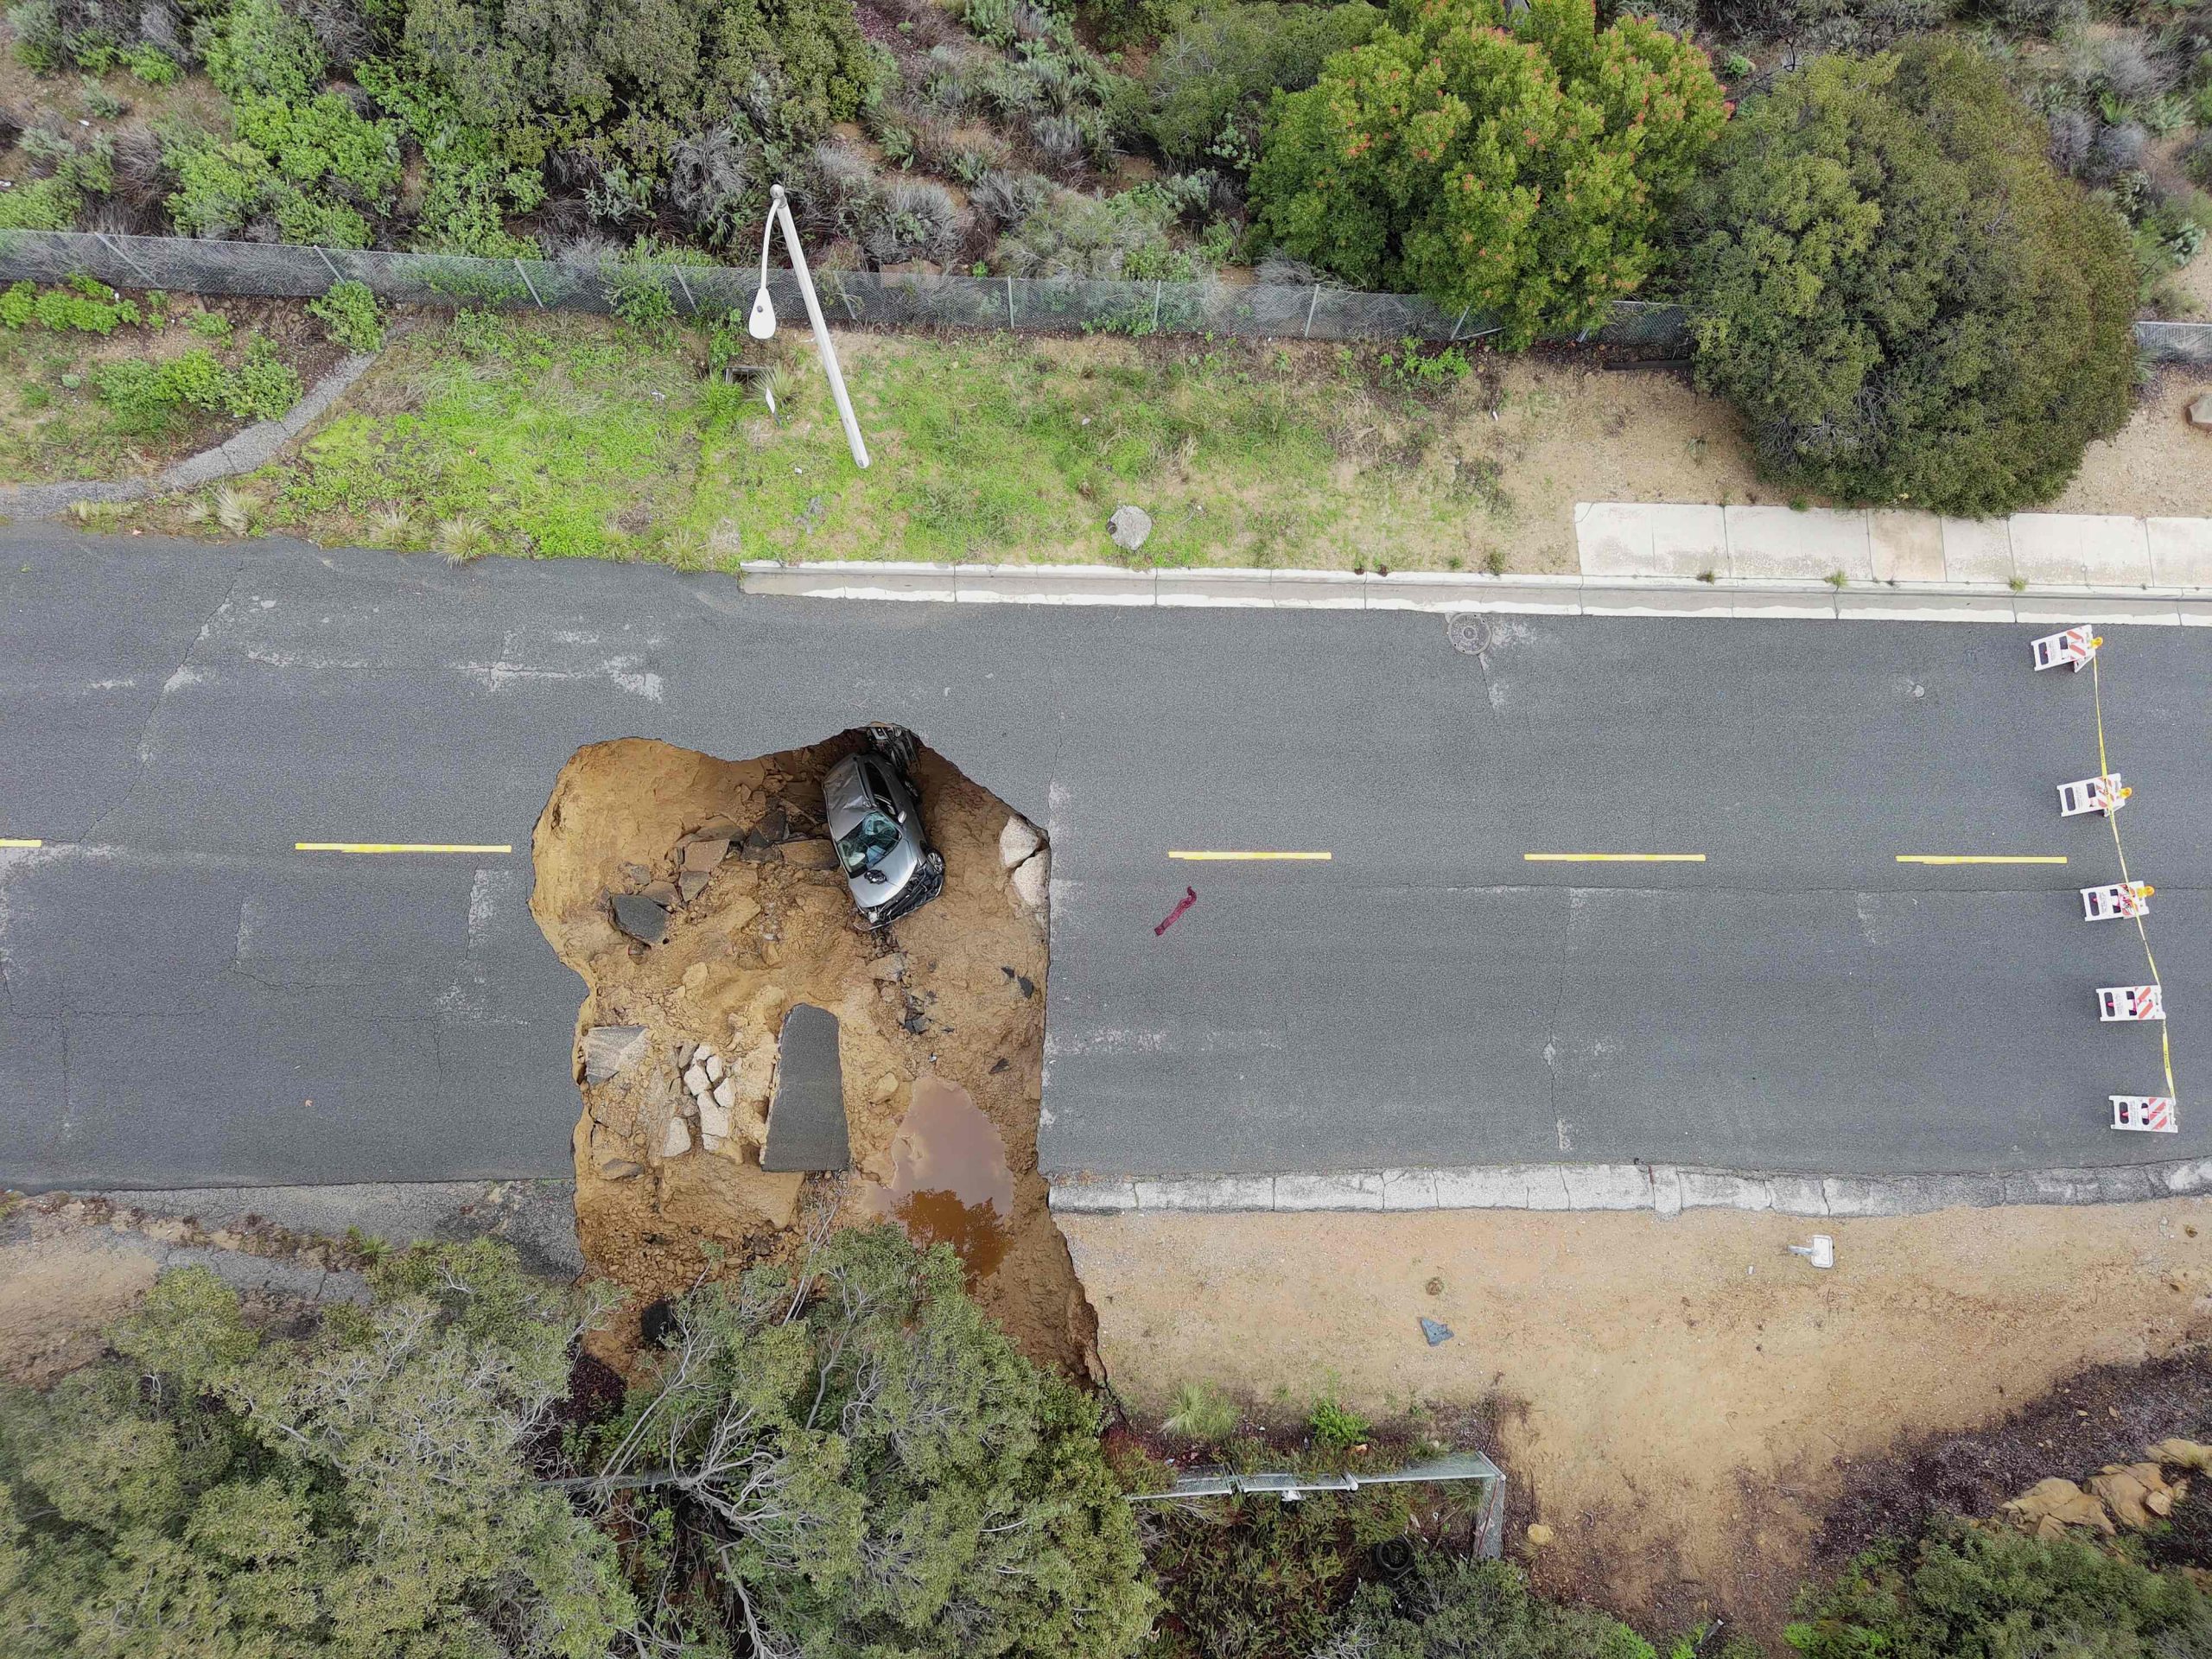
[2089,651,2178,1103]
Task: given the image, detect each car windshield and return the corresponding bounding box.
[836,812,902,876]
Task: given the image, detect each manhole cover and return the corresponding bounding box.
[1446,612,1491,655]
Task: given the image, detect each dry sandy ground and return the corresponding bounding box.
[531,735,1090,1376]
[2049,370,2212,521]
[0,1214,159,1386]
[1065,1198,2212,1641]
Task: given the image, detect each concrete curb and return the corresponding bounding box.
[0,350,378,522]
[1048,1158,2212,1219]
[740,560,2212,624]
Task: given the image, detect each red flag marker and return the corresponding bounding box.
[1154,887,1197,937]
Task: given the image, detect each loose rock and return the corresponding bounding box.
[1010,854,1048,915]
[779,838,838,871]
[2190,393,2212,430]
[1108,504,1153,551]
[660,1117,692,1159]
[703,1050,725,1084]
[683,1063,711,1098]
[999,816,1043,869]
[1525,1523,1554,1547]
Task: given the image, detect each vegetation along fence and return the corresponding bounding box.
[3,231,2209,361]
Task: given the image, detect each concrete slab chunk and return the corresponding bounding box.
[581,1024,648,1084]
[1647,504,1729,581]
[2145,518,2212,588]
[1135,1175,1274,1211]
[762,1003,849,1172]
[1726,505,1872,582]
[1574,501,1656,576]
[1939,517,2014,584]
[1274,1171,1384,1211]
[1867,511,1945,583]
[2012,514,2152,588]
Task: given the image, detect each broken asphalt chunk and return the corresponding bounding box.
[611,893,669,946]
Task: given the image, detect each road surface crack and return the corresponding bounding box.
[83,558,251,843]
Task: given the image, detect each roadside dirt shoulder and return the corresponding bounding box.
[1064,1198,2212,1641]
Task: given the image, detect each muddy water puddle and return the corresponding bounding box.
[861,1076,1014,1281]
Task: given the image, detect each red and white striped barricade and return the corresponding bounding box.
[2110,1096,2177,1134]
[2032,627,2101,671]
[2097,984,2165,1022]
[2058,774,2126,817]
[2082,882,2152,920]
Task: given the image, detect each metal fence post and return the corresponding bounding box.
[1449,305,1470,343]
[1302,284,1319,339]
[1151,282,1162,334]
[91,232,156,288]
[671,266,697,316]
[1005,274,1014,331]
[513,259,544,308]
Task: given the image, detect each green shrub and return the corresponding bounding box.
[0,275,143,334]
[0,175,82,230]
[0,1246,634,1658]
[1682,39,2139,516]
[1787,1517,2212,1658]
[120,41,176,82]
[1249,0,1728,349]
[199,0,326,104]
[1147,1483,1415,1658]
[308,278,385,352]
[1162,1380,1241,1440]
[93,338,300,434]
[187,307,234,340]
[165,134,377,247]
[1309,1395,1371,1449]
[1147,0,1383,169]
[1338,1554,1660,1659]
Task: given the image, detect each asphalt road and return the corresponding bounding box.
[2,531,2204,1189]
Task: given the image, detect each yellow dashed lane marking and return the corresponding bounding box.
[296,842,512,855]
[1168,850,1332,861]
[1523,852,1706,863]
[0,837,42,848]
[1896,855,2068,866]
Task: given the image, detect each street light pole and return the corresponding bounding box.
[750,183,869,471]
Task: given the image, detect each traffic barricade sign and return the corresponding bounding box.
[2032,627,2101,671]
[2098,984,2165,1022]
[2111,1096,2177,1133]
[2082,882,2152,920]
[2059,774,2127,817]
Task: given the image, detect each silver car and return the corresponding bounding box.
[820,727,944,926]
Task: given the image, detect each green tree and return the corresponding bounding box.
[1147,0,1385,170]
[1249,0,1727,347]
[1787,1516,2212,1658]
[588,1224,1155,1659]
[1680,40,2138,517]
[0,1243,633,1657]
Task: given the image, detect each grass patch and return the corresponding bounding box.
[229,312,1518,569]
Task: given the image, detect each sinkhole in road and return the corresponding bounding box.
[529,731,1098,1377]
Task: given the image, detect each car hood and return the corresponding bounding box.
[821,755,923,913]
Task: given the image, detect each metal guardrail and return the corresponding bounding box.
[1126,1451,1506,1556]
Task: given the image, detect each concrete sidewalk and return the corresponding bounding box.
[1576,502,2212,591]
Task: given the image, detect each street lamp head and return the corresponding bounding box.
[747,285,777,340]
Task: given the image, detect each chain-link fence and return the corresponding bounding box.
[4,229,2206,359]
[0,228,1694,347]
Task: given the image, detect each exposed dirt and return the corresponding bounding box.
[531,734,1093,1378]
[2050,368,2212,521]
[0,1212,158,1386]
[1062,1198,2212,1647]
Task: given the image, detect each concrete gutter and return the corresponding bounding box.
[1049,1157,2212,1219]
[741,559,2212,623]
[0,349,378,522]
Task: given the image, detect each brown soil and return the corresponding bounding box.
[2050,368,2212,521]
[1062,1199,2212,1646]
[531,734,1093,1378]
[0,1213,158,1386]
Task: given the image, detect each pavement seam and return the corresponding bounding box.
[1048,1159,2212,1218]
